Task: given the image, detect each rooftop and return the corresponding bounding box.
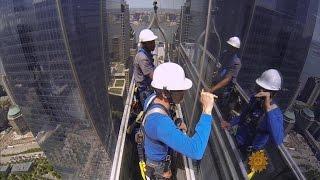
[0,165,10,172]
[114,79,125,87]
[7,105,21,118]
[108,78,126,96]
[11,162,33,173]
[108,87,125,96]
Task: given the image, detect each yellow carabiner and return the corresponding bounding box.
[247,171,255,180]
[139,161,147,180]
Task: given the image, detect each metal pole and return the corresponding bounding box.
[189,0,213,124]
[240,0,256,59]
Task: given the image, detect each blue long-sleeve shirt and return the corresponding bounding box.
[144,112,213,161]
[230,98,284,150]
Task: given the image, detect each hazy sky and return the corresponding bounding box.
[126,0,185,9]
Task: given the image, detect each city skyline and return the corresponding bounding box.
[127,0,185,9]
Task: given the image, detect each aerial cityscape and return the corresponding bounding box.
[0,0,319,180]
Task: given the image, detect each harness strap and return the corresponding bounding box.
[142,104,169,146]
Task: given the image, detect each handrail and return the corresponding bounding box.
[176,104,196,180]
[178,43,247,179]
[278,144,306,180]
[178,42,306,179]
[110,78,135,180]
[234,82,249,103]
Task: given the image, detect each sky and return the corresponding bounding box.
[126,0,185,9]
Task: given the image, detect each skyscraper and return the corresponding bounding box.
[238,0,320,109]
[178,0,191,43]
[297,77,320,106]
[121,2,131,64]
[0,0,120,178]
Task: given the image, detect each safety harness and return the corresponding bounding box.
[239,100,278,152]
[135,95,175,180]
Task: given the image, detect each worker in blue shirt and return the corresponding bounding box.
[221,69,284,157]
[209,36,241,94]
[143,62,217,179]
[208,37,241,117]
[134,29,158,107]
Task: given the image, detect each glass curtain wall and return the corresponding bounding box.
[0,0,121,178]
[176,0,320,179]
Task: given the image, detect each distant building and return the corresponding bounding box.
[0,96,10,131]
[179,1,191,43]
[110,62,130,95]
[297,77,320,106]
[0,165,11,176]
[11,162,33,174]
[7,105,28,135]
[0,110,8,131]
[112,37,121,61]
[119,2,131,64]
[238,1,319,109]
[108,78,126,112]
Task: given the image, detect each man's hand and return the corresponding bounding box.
[209,86,215,94]
[179,121,187,132]
[255,92,272,111]
[200,89,218,115]
[221,120,231,130]
[204,87,212,93]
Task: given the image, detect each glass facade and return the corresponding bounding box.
[0,0,121,179]
[180,0,320,110]
[177,0,320,179]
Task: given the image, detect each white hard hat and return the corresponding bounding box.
[256,69,282,91]
[139,29,158,43]
[226,36,241,48]
[151,62,192,91]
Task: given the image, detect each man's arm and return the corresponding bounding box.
[251,108,284,150]
[156,113,213,160]
[266,108,284,145]
[210,75,232,93]
[211,57,241,93]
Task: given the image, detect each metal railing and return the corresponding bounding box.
[177,41,306,180]
[110,79,195,180]
[178,43,247,180]
[110,78,136,180]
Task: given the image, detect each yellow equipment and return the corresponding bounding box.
[247,150,268,179]
[139,161,147,180]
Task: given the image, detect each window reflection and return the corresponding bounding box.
[177,0,320,179]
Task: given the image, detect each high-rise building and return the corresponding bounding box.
[179,0,191,43]
[0,96,10,131]
[7,105,28,135]
[238,0,320,109]
[188,0,208,43]
[107,1,131,65]
[0,0,121,178]
[120,2,131,64]
[297,77,320,106]
[112,37,121,61]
